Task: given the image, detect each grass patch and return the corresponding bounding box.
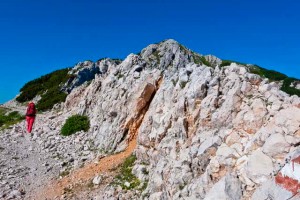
[0,107,8,115]
[179,81,188,89]
[111,154,141,190]
[0,108,24,130]
[193,54,211,67]
[61,115,90,136]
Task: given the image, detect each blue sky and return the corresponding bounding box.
[0,0,299,103]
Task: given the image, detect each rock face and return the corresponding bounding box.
[1,39,300,199]
[62,59,120,93]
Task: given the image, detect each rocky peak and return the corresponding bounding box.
[62,58,120,93]
[1,39,300,199]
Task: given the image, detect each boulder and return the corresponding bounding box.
[245,149,273,184]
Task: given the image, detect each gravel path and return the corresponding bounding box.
[0,113,98,199]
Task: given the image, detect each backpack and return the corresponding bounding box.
[26,103,36,116]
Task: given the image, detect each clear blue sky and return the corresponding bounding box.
[0,0,299,103]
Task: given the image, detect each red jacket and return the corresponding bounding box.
[26,102,36,116]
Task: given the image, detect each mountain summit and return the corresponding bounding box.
[1,39,300,199]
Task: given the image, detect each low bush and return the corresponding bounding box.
[16,68,70,111]
[249,65,300,97]
[36,86,68,111]
[281,77,300,97]
[249,65,287,81]
[61,115,90,136]
[192,54,211,66]
[0,108,24,129]
[219,60,300,97]
[220,60,246,68]
[220,60,233,67]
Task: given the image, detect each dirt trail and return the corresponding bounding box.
[29,138,137,200]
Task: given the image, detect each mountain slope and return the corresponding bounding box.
[1,39,300,200]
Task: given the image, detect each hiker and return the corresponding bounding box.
[25,102,36,133]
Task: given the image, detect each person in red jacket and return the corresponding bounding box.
[26,102,36,133]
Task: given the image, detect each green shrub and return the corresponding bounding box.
[199,56,211,67]
[36,86,68,111]
[220,60,246,68]
[192,54,211,66]
[111,58,123,65]
[219,60,300,97]
[220,60,233,67]
[249,65,287,81]
[281,77,300,96]
[249,65,300,97]
[0,109,24,129]
[16,68,70,111]
[61,115,90,136]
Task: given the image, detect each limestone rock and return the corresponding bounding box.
[204,174,242,200]
[263,133,290,156]
[245,149,274,184]
[93,175,102,185]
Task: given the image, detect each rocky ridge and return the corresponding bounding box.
[1,39,300,199]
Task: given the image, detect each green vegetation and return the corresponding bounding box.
[171,78,178,87]
[16,68,70,111]
[192,54,211,67]
[116,72,125,80]
[249,65,287,81]
[249,65,300,97]
[220,60,300,96]
[112,154,142,190]
[179,184,186,190]
[281,78,300,96]
[0,108,24,130]
[219,59,300,97]
[153,50,161,65]
[179,44,190,55]
[179,80,188,89]
[111,58,123,65]
[61,115,90,136]
[220,60,233,67]
[36,87,68,111]
[220,60,246,68]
